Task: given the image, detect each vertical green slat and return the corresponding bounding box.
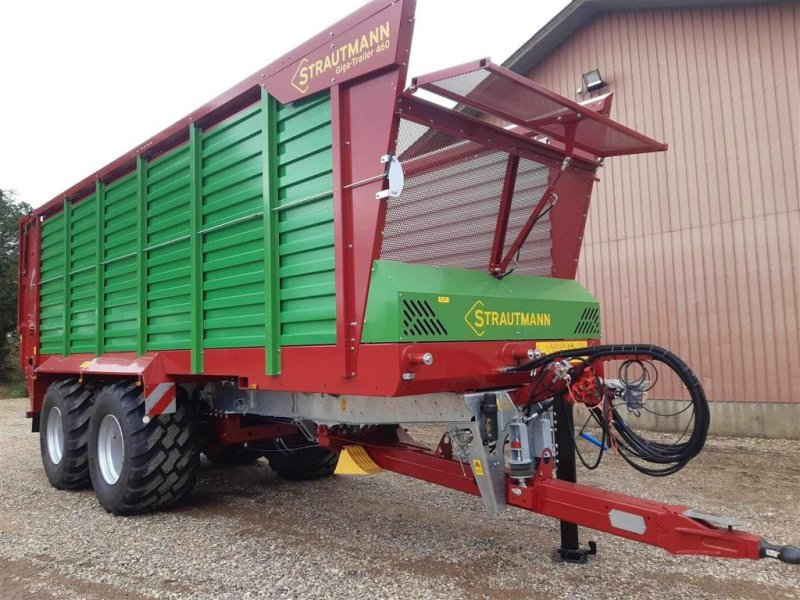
[62,200,72,356]
[136,156,147,355]
[95,181,105,355]
[274,93,335,347]
[189,125,204,373]
[263,90,281,375]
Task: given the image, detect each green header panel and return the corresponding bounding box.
[362,260,600,343]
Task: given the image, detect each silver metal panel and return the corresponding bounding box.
[206,384,475,425]
[208,384,534,517]
[530,408,555,458]
[608,509,647,535]
[382,119,554,276]
[464,391,519,514]
[683,509,747,529]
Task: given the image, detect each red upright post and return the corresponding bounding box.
[489,155,519,274]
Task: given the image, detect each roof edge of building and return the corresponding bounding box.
[503,0,795,74]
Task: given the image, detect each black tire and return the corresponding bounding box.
[266,439,339,481]
[88,381,199,515]
[204,444,263,465]
[39,378,95,490]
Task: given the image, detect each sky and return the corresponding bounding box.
[0,0,569,209]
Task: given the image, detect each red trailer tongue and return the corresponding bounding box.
[319,343,800,565]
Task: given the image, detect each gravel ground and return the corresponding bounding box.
[1,395,799,599]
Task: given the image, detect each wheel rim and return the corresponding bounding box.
[97,414,124,485]
[46,406,64,465]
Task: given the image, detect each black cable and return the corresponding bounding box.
[517,344,709,477]
[573,401,606,470]
[636,400,693,418]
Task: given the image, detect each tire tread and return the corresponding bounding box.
[266,444,338,481]
[41,379,95,489]
[93,382,199,514]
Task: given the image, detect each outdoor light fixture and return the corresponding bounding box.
[582,68,607,92]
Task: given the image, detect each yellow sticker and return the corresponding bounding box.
[340,398,348,412]
[536,340,589,355]
[437,296,450,304]
[79,360,91,368]
[471,459,484,476]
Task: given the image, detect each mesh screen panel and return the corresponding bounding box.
[382,119,559,274]
[420,65,666,157]
[541,168,594,279]
[431,69,564,126]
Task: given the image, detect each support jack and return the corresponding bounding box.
[553,540,597,564]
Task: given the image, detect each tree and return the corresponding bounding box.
[0,189,32,382]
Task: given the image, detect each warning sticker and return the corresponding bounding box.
[536,340,588,355]
[471,459,484,476]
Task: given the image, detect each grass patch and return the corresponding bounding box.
[0,382,27,398]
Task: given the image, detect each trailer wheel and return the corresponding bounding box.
[39,379,96,489]
[204,445,263,465]
[266,439,339,481]
[88,382,199,515]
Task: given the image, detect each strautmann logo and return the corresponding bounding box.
[464,300,552,337]
[290,21,392,94]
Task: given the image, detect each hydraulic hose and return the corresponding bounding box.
[510,344,710,477]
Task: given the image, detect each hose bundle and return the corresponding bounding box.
[509,344,710,477]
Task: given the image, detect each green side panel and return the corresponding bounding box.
[362,260,601,343]
[146,143,192,350]
[103,173,138,351]
[38,93,336,358]
[275,92,336,346]
[39,213,66,354]
[68,194,98,353]
[201,104,267,349]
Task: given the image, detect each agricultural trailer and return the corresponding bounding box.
[16,0,799,565]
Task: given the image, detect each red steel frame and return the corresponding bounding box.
[16,0,796,566]
[489,156,519,274]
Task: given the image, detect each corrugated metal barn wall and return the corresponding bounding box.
[523,3,799,403]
